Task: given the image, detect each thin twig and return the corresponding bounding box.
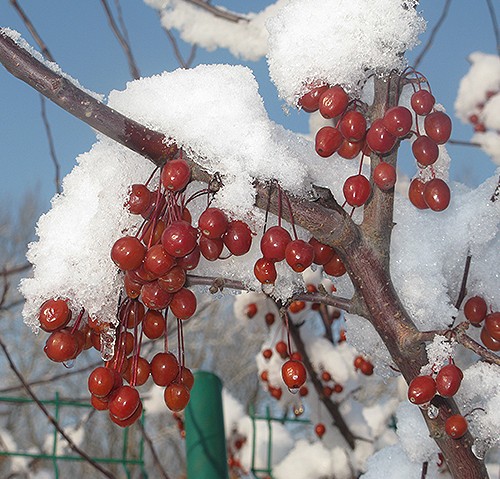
[421,461,428,479]
[40,95,61,193]
[447,139,482,147]
[485,0,500,56]
[136,421,171,479]
[162,25,196,69]
[100,0,140,79]
[318,304,334,343]
[413,0,452,69]
[0,335,116,479]
[9,0,61,193]
[454,254,471,310]
[182,0,248,23]
[0,262,31,277]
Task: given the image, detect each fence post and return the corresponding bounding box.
[185,371,228,479]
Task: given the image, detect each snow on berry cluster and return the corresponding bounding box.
[455,52,500,164]
[267,0,425,105]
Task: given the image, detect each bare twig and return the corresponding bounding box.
[136,421,171,479]
[448,139,482,147]
[181,0,248,23]
[9,0,62,193]
[413,0,452,69]
[421,461,429,479]
[454,254,472,310]
[0,262,31,277]
[100,0,140,80]
[318,304,334,343]
[485,0,500,56]
[0,335,116,479]
[161,25,197,69]
[40,95,61,193]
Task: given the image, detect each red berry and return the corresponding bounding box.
[178,367,195,390]
[315,126,343,157]
[435,364,463,397]
[299,85,328,113]
[161,220,198,258]
[140,281,172,310]
[111,236,146,271]
[411,90,435,116]
[480,326,500,351]
[142,310,166,339]
[124,273,142,299]
[412,135,439,166]
[88,367,117,398]
[124,356,151,387]
[309,238,334,265]
[158,265,186,293]
[373,162,396,191]
[161,158,191,191]
[269,386,282,400]
[343,174,371,207]
[262,348,273,360]
[144,244,175,277]
[176,246,201,271]
[122,300,145,328]
[360,360,374,376]
[365,119,397,154]
[485,312,500,341]
[199,236,224,261]
[407,375,436,404]
[315,423,326,438]
[285,239,315,272]
[299,386,309,397]
[170,288,197,320]
[265,313,275,326]
[246,303,258,319]
[318,86,349,119]
[110,401,143,428]
[91,394,109,411]
[424,111,452,144]
[445,414,468,439]
[408,178,429,210]
[464,296,487,324]
[339,110,367,143]
[126,184,151,215]
[337,139,362,159]
[322,371,332,382]
[323,251,346,277]
[275,340,288,359]
[164,382,190,412]
[289,300,306,313]
[198,207,228,239]
[223,220,253,256]
[254,258,277,284]
[39,298,71,332]
[109,385,141,420]
[151,352,179,387]
[44,329,79,362]
[383,106,413,137]
[260,226,292,262]
[424,178,451,212]
[353,356,364,369]
[281,360,307,390]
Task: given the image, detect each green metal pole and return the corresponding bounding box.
[185,371,228,479]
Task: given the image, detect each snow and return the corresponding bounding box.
[145,0,287,61]
[455,52,500,122]
[267,0,425,105]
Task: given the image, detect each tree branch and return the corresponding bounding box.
[100,0,141,80]
[181,0,249,23]
[136,421,171,479]
[485,0,500,56]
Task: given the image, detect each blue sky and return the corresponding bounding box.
[1,1,498,213]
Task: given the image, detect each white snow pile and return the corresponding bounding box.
[455,52,500,164]
[266,0,425,105]
[144,0,287,61]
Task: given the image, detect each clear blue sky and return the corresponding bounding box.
[1,1,498,214]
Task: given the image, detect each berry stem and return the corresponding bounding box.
[70,307,85,335]
[283,191,298,240]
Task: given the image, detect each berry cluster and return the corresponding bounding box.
[466,88,498,133]
[464,295,500,352]
[353,355,374,376]
[407,360,466,438]
[37,155,258,426]
[299,75,453,212]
